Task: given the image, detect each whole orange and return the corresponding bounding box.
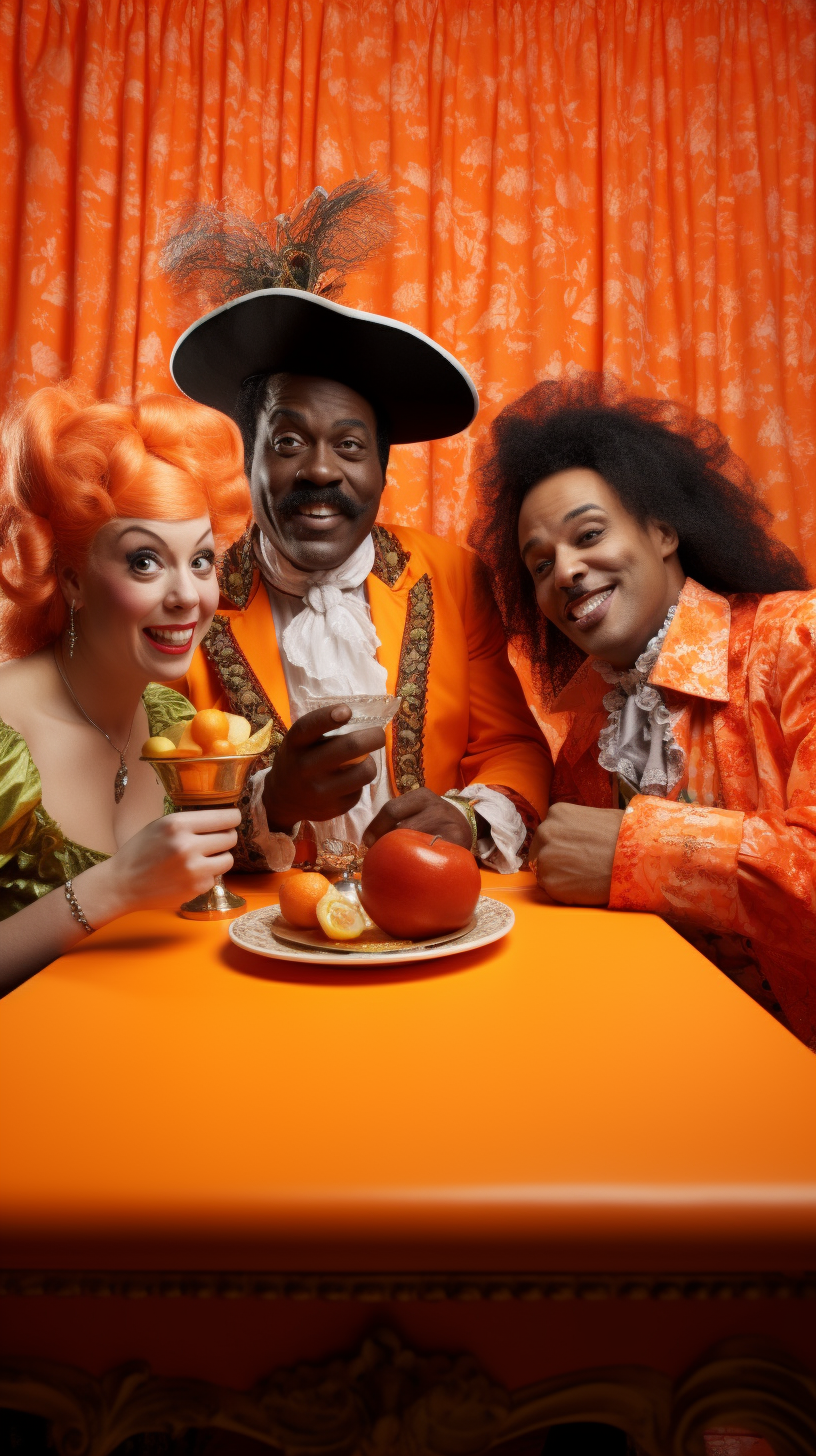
[208,738,233,757]
[360,829,480,939]
[278,872,332,929]
[191,709,230,749]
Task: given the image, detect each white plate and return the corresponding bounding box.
[228,896,514,966]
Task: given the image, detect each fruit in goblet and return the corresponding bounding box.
[141,735,178,757]
[141,710,274,919]
[141,712,270,775]
[190,709,229,750]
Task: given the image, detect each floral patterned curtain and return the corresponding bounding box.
[1,0,814,578]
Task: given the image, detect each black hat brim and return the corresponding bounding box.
[170,288,479,444]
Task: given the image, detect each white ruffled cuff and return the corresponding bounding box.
[445,785,527,874]
[247,766,298,872]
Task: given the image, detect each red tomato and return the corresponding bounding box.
[360,828,480,939]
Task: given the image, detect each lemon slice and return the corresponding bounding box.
[235,720,276,755]
[316,887,367,941]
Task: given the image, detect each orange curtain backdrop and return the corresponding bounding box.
[1,0,814,570]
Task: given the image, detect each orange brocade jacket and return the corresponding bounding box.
[540,577,816,1050]
[174,523,551,868]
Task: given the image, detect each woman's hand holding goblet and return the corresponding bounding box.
[76,809,241,922]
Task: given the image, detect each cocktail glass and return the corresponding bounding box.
[305,693,401,736]
[141,753,262,920]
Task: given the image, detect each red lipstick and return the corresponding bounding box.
[143,623,198,656]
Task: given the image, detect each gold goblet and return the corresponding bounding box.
[142,752,261,920]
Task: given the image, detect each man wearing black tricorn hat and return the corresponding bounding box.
[163,178,549,873]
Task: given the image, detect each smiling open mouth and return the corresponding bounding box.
[143,625,196,654]
[277,486,367,524]
[566,587,615,627]
[287,502,349,532]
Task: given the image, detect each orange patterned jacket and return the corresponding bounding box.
[538,577,816,1050]
[173,524,550,869]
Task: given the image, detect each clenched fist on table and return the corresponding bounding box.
[530,802,625,905]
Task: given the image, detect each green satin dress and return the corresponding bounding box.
[0,683,194,921]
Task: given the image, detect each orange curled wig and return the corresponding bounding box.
[0,386,251,659]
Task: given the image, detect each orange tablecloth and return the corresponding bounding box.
[1,870,814,1277]
[2,871,816,1418]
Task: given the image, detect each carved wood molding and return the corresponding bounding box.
[2,1269,815,1302]
[1,1329,815,1456]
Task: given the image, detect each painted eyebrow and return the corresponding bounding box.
[333,417,371,433]
[520,503,607,559]
[562,502,605,523]
[118,526,212,547]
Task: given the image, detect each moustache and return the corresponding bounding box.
[276,487,368,521]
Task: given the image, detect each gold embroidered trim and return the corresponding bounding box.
[372,523,410,586]
[393,574,434,793]
[217,527,255,608]
[201,614,286,872]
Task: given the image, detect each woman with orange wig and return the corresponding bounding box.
[0,386,252,993]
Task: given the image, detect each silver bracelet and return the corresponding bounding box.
[64,878,95,934]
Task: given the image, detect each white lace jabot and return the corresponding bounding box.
[593,605,684,797]
[254,531,388,698]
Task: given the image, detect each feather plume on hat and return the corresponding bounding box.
[160,176,395,305]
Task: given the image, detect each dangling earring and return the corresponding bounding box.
[68,601,77,659]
